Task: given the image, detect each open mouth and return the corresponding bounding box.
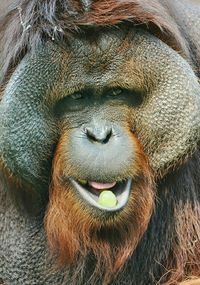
[70,178,132,211]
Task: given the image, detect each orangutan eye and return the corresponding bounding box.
[110,88,123,96]
[70,92,83,100]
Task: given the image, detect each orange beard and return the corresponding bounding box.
[45,137,154,285]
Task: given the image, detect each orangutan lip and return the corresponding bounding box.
[70,178,132,212]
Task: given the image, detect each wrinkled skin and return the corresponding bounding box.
[1,29,200,184]
[0,3,200,285]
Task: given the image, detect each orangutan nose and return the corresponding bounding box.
[85,125,113,144]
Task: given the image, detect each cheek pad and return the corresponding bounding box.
[134,57,200,175]
[0,47,60,186]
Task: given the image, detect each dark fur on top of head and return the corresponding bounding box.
[0,0,193,84]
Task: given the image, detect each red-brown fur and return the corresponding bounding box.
[45,130,154,284]
[179,279,200,285]
[0,0,200,284]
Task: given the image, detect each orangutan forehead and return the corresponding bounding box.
[9,27,181,100]
[44,29,159,93]
[0,0,186,84]
[59,28,133,54]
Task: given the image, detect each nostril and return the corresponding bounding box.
[86,127,113,144]
[102,130,112,144]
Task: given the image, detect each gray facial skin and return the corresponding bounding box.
[0,29,199,184]
[0,26,200,285]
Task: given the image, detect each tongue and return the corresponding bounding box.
[88,181,116,190]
